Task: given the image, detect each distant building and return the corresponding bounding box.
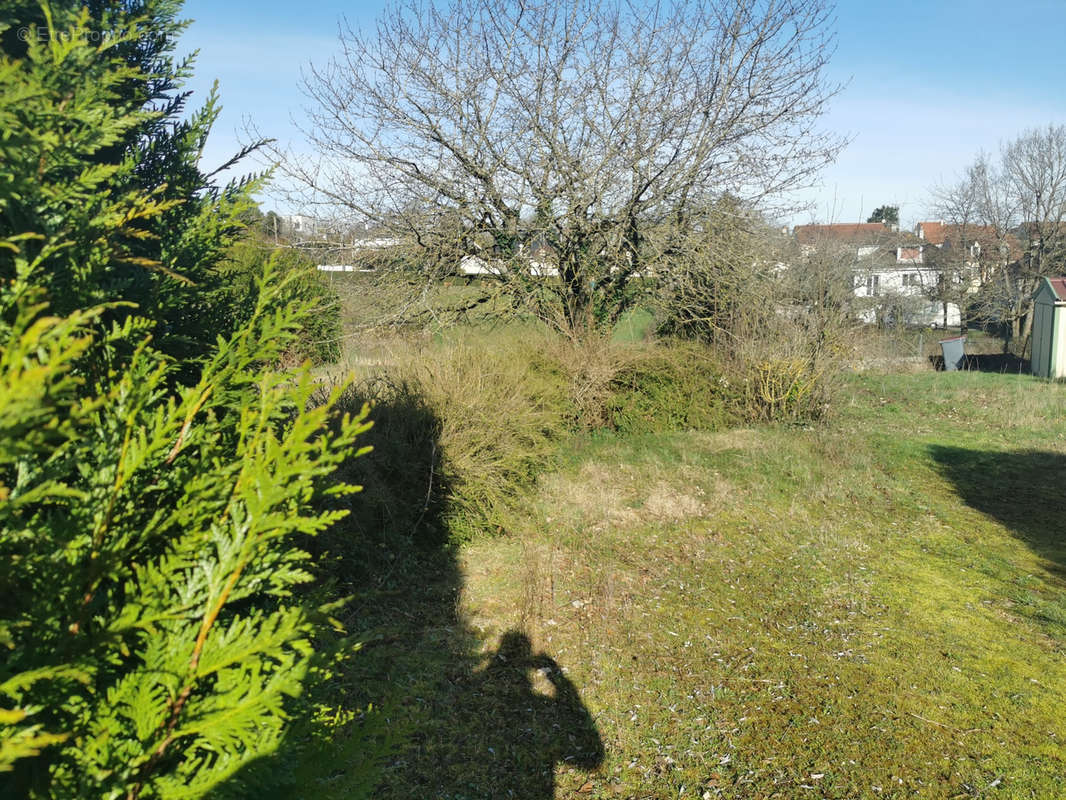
[793,222,894,253]
[281,214,319,239]
[792,222,959,327]
[281,214,376,245]
[851,256,961,328]
[916,220,1021,285]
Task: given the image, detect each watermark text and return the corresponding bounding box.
[16,27,131,44]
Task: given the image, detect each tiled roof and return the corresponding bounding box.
[793,223,889,246]
[917,221,946,244]
[1048,277,1066,300]
[917,221,1000,246]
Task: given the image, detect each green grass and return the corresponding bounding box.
[611,307,656,343]
[334,369,1066,798]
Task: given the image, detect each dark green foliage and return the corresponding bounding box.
[867,205,899,225]
[603,346,732,435]
[0,6,377,798]
[0,267,371,798]
[0,1,262,370]
[220,239,342,366]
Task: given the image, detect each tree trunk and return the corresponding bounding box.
[1019,299,1034,356]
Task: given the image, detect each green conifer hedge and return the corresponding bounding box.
[1,5,371,797]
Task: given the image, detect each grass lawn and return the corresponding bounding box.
[342,370,1066,798]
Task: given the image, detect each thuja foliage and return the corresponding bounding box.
[0,271,370,798]
[0,0,264,365]
[0,7,374,799]
[220,239,342,366]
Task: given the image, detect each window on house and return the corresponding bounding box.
[902,273,920,287]
[866,275,880,296]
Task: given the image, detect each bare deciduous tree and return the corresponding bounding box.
[938,156,1015,335]
[1002,126,1066,346]
[653,198,784,342]
[932,128,1066,349]
[917,245,971,330]
[287,0,844,336]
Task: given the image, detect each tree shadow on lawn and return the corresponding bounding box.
[927,353,1030,372]
[929,445,1066,581]
[236,379,603,798]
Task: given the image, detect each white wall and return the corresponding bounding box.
[853,266,960,327]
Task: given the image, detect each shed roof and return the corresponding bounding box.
[1046,277,1066,301]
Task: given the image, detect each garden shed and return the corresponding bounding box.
[1031,277,1066,378]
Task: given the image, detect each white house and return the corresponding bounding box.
[281,214,319,239]
[793,223,962,328]
[852,245,961,328]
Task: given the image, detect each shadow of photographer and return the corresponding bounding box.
[427,630,604,798]
[234,378,604,798]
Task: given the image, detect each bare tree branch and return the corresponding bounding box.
[275,0,844,335]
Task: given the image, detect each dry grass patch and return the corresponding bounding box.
[539,455,743,533]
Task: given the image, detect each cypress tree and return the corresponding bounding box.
[1,6,372,797]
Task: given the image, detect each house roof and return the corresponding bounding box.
[1045,277,1066,301]
[793,222,889,246]
[917,221,945,244]
[917,221,1000,246]
[917,222,1024,261]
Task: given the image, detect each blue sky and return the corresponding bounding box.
[181,0,1066,229]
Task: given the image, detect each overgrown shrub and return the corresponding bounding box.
[332,331,571,541]
[416,337,571,538]
[540,333,734,434]
[602,344,734,434]
[711,325,842,423]
[653,209,848,423]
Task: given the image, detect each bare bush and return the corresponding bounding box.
[656,207,850,420]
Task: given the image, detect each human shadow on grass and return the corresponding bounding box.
[232,377,603,798]
[929,445,1066,580]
